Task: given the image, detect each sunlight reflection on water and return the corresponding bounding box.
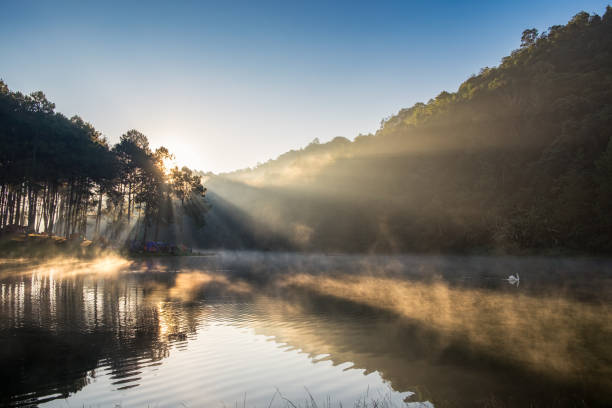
[0,252,610,407]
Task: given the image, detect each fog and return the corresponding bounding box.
[2,252,610,406]
[192,131,549,252]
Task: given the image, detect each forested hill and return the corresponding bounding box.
[198,8,612,253]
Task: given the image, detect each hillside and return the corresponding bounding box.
[196,8,612,253]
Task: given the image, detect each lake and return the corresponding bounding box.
[0,252,611,407]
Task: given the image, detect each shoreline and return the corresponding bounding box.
[1,235,611,261]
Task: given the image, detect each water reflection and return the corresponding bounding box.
[0,253,610,407]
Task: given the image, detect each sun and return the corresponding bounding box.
[162,156,177,176]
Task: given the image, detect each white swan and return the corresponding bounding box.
[506,273,520,287]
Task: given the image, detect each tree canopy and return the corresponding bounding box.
[0,84,208,244]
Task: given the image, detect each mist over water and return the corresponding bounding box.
[2,5,612,408]
[0,252,610,407]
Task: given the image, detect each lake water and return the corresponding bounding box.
[0,252,611,407]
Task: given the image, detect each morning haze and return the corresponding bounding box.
[1,1,612,408]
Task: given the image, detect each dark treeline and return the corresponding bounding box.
[0,83,207,243]
[201,8,612,253]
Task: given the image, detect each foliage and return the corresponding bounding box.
[0,86,208,243]
[204,7,612,253]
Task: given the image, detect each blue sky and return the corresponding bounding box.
[1,1,609,173]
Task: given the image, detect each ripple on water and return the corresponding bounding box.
[1,254,610,407]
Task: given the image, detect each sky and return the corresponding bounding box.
[1,0,609,173]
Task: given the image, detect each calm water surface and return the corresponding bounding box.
[0,252,611,407]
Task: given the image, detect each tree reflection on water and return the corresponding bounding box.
[0,254,610,407]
